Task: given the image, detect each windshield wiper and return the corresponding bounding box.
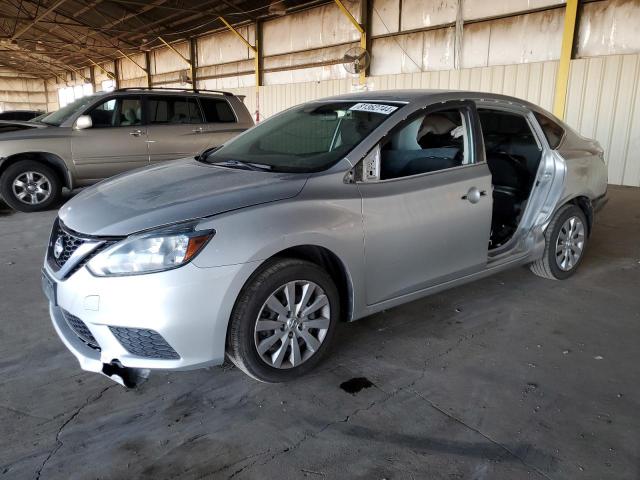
[195,145,222,162]
[210,160,273,171]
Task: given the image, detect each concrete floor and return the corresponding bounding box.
[0,186,638,480]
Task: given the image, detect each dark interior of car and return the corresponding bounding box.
[478,109,542,249]
[380,110,465,179]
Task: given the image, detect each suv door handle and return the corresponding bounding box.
[192,127,203,134]
[129,129,143,137]
[461,187,487,204]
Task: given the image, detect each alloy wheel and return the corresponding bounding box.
[555,216,585,271]
[11,171,52,205]
[254,280,331,369]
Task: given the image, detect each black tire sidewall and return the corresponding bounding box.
[546,205,588,280]
[229,259,340,383]
[0,160,61,212]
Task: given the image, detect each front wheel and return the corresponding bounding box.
[0,160,62,212]
[226,258,339,382]
[530,204,588,280]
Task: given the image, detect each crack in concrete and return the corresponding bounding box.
[408,388,556,480]
[34,384,115,480]
[229,397,384,478]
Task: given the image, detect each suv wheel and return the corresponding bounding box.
[226,258,339,382]
[530,204,588,280]
[0,160,62,212]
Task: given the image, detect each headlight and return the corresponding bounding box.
[87,222,214,276]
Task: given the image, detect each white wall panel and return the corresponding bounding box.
[461,9,564,68]
[463,0,564,21]
[400,0,457,30]
[371,0,400,35]
[119,53,147,80]
[577,0,640,58]
[152,41,189,75]
[198,26,254,66]
[263,1,361,57]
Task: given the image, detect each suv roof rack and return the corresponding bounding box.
[114,87,234,96]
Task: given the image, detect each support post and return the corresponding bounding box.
[553,0,578,120]
[334,0,367,85]
[89,64,96,92]
[113,57,120,89]
[189,37,197,90]
[144,51,152,88]
[255,20,263,122]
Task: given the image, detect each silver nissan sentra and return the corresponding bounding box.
[42,90,608,386]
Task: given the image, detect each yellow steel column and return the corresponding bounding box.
[334,0,367,85]
[553,0,579,119]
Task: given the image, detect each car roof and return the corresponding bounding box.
[314,88,562,123]
[318,89,530,104]
[110,88,235,98]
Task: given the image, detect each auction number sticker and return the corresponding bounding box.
[349,103,399,115]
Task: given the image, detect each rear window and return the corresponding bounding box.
[147,96,203,124]
[533,111,565,149]
[199,97,236,123]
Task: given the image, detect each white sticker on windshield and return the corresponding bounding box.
[349,103,398,115]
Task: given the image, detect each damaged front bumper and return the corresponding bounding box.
[50,305,150,388]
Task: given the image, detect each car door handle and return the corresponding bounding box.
[461,187,487,204]
[129,129,144,137]
[192,127,203,134]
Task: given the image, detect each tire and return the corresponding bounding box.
[530,203,588,280]
[0,160,62,212]
[226,258,340,383]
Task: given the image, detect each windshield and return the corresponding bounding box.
[39,94,104,126]
[203,101,402,173]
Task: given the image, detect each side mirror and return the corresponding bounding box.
[355,144,381,182]
[74,115,92,130]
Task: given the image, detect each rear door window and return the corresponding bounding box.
[199,97,236,123]
[533,111,565,149]
[147,96,203,124]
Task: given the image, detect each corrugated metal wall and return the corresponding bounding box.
[0,73,47,112]
[566,54,640,187]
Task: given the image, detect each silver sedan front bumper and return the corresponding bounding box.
[44,260,260,386]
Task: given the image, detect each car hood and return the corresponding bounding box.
[59,159,309,236]
[0,120,49,138]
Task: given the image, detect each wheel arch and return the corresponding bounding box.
[0,152,72,189]
[258,245,354,323]
[561,195,593,236]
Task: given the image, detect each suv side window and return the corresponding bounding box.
[199,97,236,123]
[380,108,471,180]
[147,96,203,124]
[533,111,564,149]
[88,97,142,128]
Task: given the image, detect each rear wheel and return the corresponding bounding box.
[226,258,339,382]
[0,160,62,212]
[530,204,588,280]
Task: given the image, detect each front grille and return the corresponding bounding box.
[50,221,87,269]
[62,310,100,351]
[47,218,119,278]
[110,327,180,360]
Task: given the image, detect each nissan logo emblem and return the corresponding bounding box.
[53,236,64,259]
